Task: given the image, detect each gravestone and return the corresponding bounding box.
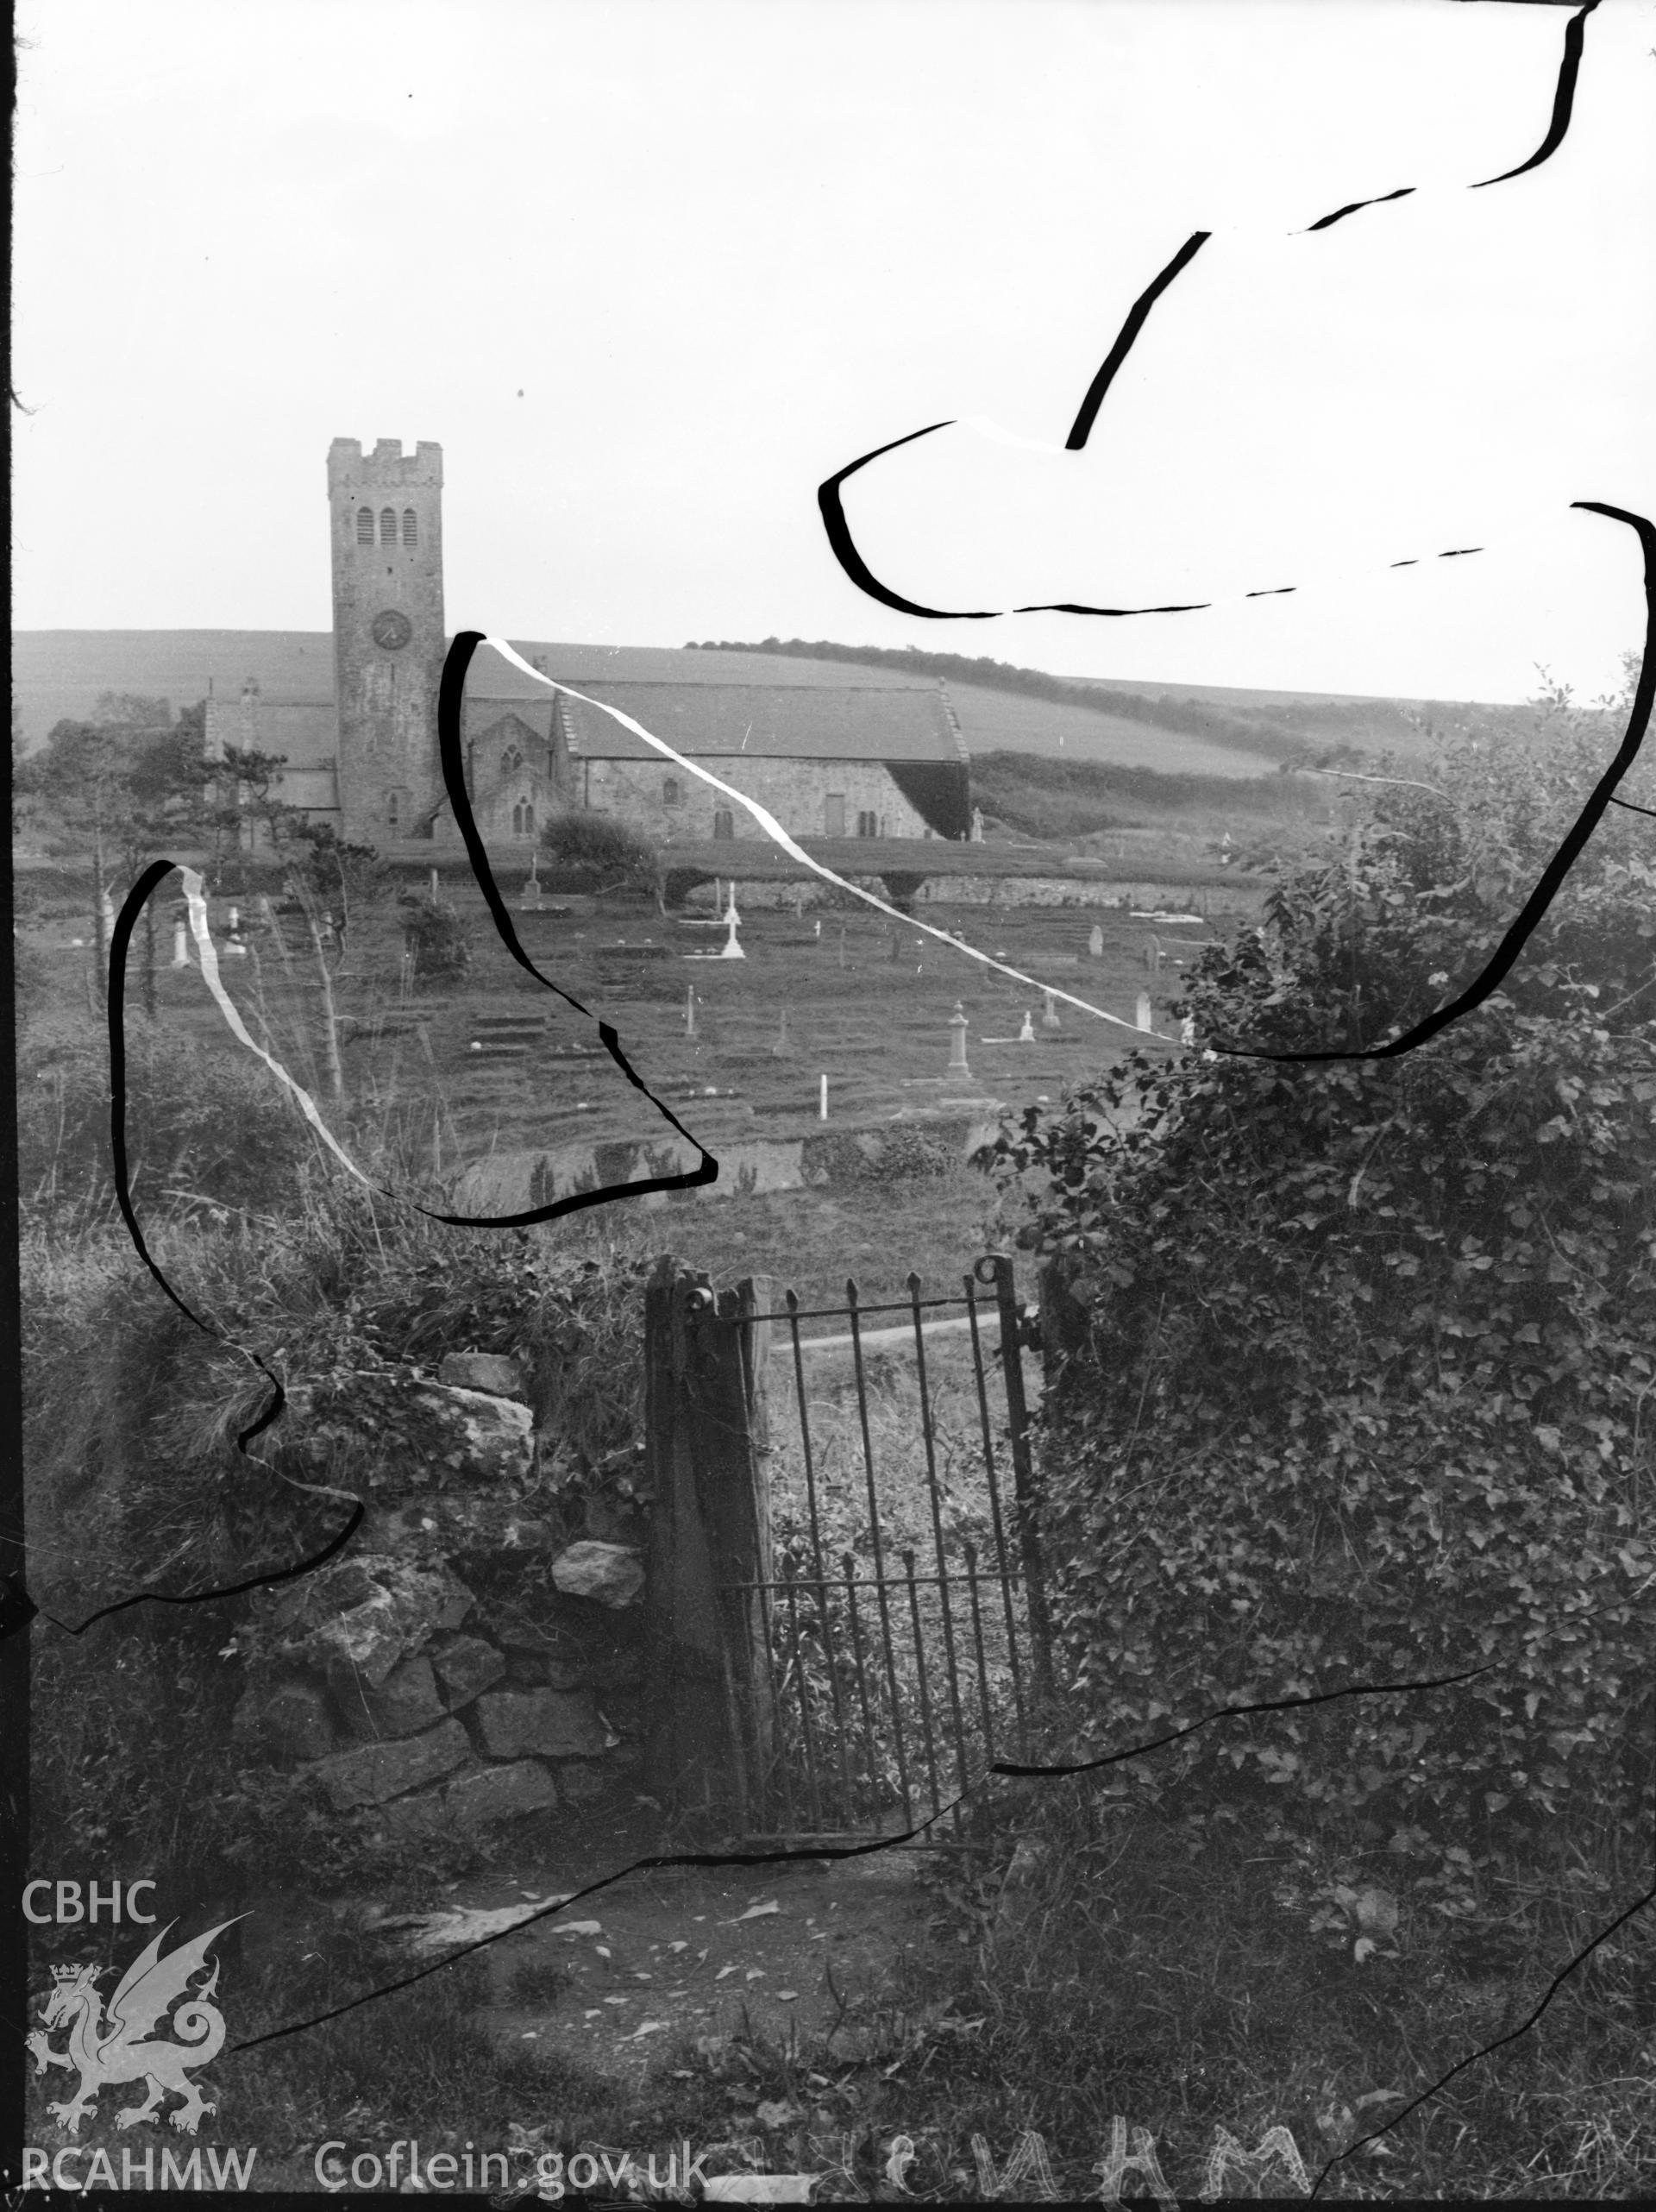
[172,924,190,968]
[1137,991,1153,1031]
[1041,990,1062,1032]
[1018,1011,1036,1043]
[1088,924,1104,958]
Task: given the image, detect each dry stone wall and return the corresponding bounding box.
[231,1351,647,1857]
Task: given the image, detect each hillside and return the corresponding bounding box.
[15,629,1443,776]
[691,638,1484,764]
[943,682,1280,779]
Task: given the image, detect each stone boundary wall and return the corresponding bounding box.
[682,873,1264,916]
[448,1112,1006,1216]
[233,1354,649,1856]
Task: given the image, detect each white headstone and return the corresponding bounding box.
[1088,925,1104,958]
[172,923,190,968]
[1018,1010,1036,1043]
[819,1073,829,1121]
[1136,991,1153,1031]
[1180,1016,1196,1045]
[1041,990,1061,1032]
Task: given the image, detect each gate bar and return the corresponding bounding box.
[846,1277,914,1819]
[784,1290,855,1815]
[901,1549,945,1819]
[964,1274,1030,1744]
[979,1253,1056,1701]
[908,1273,975,1817]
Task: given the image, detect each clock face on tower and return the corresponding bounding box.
[371,609,413,651]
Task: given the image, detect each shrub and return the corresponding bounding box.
[994,695,1656,1893]
[540,812,662,904]
[398,890,471,983]
[17,1021,314,1222]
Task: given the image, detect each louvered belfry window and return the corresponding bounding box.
[356,506,374,544]
[380,508,397,546]
[402,509,417,547]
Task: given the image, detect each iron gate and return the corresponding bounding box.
[720,1254,1052,1842]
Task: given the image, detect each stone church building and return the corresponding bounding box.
[207,437,971,851]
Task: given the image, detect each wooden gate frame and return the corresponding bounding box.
[640,1257,775,1823]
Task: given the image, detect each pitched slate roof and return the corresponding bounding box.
[552,683,966,765]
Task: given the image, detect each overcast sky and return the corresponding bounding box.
[14,0,1656,703]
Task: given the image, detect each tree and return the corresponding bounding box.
[215,744,299,864]
[540,811,664,911]
[994,672,1654,1894]
[12,702,33,839]
[285,820,386,963]
[19,701,216,1013]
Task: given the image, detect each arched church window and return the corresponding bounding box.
[512,800,536,836]
[662,776,682,808]
[402,509,418,547]
[386,789,403,828]
[712,809,734,841]
[356,506,375,545]
[502,744,524,776]
[380,508,398,546]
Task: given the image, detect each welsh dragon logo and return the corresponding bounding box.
[28,1919,244,2137]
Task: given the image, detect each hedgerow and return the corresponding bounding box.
[995,692,1656,1895]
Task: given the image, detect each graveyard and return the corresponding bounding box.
[18,840,1262,1304]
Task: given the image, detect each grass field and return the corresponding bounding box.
[941,681,1281,776]
[12,628,1438,769]
[18,858,1239,1306]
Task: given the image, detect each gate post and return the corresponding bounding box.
[642,1257,775,1823]
[984,1254,1057,1703]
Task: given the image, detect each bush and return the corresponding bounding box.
[398,890,471,983]
[540,812,662,903]
[994,695,1656,1893]
[18,1021,315,1222]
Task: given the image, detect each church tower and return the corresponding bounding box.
[328,438,446,842]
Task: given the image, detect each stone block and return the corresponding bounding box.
[581,1494,643,1546]
[409,1381,534,1483]
[475,1687,611,1759]
[259,1555,474,1687]
[553,1759,608,1806]
[437,1352,527,1399]
[376,1785,454,1843]
[444,1759,558,1831]
[335,1654,447,1741]
[597,1688,643,1738]
[550,1540,644,1609]
[307,1717,473,1810]
[430,1634,506,1710]
[232,1677,342,1767]
[505,1648,588,1691]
